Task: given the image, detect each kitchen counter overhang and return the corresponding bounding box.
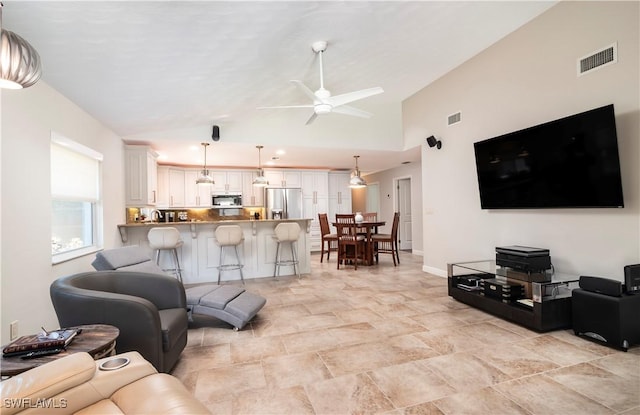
[116,218,312,283]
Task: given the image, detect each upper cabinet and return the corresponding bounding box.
[125,146,158,206]
[211,170,243,194]
[328,172,353,219]
[301,171,329,199]
[264,169,302,188]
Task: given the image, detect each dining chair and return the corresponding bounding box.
[335,213,366,270]
[318,213,338,263]
[371,212,401,266]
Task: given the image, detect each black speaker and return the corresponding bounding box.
[212,125,220,141]
[426,135,442,149]
[579,276,623,297]
[625,264,640,294]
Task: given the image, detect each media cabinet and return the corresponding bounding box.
[447,260,579,332]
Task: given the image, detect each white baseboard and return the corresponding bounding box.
[423,265,447,278]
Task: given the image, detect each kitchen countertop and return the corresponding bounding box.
[118,218,312,227]
[117,218,312,243]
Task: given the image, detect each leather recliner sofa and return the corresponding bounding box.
[50,271,188,373]
[0,351,210,414]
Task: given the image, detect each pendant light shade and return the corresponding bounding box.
[349,155,367,188]
[196,142,214,186]
[253,145,269,187]
[0,4,42,89]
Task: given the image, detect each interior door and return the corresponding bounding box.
[397,178,412,250]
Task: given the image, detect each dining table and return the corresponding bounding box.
[332,220,386,266]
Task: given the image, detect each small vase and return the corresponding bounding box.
[355,212,364,223]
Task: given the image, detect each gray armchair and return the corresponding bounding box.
[50,271,188,373]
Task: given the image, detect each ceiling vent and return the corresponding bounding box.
[447,111,461,126]
[578,43,617,76]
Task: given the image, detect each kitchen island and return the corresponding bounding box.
[117,219,312,284]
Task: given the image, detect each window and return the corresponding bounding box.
[51,133,103,263]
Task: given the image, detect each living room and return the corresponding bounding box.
[1,1,639,413]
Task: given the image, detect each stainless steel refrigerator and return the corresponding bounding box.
[265,188,303,219]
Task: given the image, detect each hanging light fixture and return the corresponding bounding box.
[252,145,269,187]
[349,155,367,188]
[196,142,214,186]
[0,2,42,89]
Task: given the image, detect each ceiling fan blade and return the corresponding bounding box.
[257,105,314,110]
[331,105,373,118]
[291,80,319,102]
[305,112,318,125]
[328,87,384,107]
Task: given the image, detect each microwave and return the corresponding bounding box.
[212,194,242,208]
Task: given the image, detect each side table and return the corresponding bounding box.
[1,324,119,377]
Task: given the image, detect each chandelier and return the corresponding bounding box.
[0,3,42,89]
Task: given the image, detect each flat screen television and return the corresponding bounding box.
[474,104,624,209]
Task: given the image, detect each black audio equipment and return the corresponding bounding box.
[480,278,524,303]
[579,276,623,297]
[495,245,551,274]
[212,125,220,141]
[624,264,640,294]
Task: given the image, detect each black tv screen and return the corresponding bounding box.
[474,104,624,209]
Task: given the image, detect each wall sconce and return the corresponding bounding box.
[426,135,442,150]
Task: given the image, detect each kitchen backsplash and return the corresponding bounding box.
[125,207,265,223]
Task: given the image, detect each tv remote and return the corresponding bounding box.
[20,348,64,359]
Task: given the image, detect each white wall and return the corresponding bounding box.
[1,82,125,344]
[363,159,423,255]
[403,1,639,280]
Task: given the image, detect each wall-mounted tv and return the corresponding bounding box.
[474,104,624,209]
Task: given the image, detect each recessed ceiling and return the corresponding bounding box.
[4,1,556,173]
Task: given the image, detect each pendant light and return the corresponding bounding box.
[349,155,367,188]
[252,145,269,187]
[0,2,42,89]
[196,142,214,186]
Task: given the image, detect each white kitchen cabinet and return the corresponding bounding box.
[242,171,265,207]
[125,145,158,206]
[301,171,329,198]
[156,166,170,207]
[328,172,353,221]
[185,169,213,207]
[167,168,186,207]
[303,194,329,252]
[263,169,302,188]
[211,170,243,194]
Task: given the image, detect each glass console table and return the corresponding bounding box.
[447,260,579,332]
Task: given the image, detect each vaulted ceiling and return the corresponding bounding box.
[5,1,555,172]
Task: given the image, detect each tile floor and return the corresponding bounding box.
[174,252,640,415]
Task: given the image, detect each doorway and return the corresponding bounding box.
[396,178,412,251]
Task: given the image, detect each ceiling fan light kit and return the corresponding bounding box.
[196,142,214,186]
[0,2,42,89]
[258,40,383,125]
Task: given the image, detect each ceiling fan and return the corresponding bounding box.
[258,41,384,125]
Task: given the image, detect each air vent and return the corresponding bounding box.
[578,43,617,76]
[447,111,461,126]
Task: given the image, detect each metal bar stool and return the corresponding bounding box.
[147,227,184,282]
[214,225,245,284]
[273,222,301,279]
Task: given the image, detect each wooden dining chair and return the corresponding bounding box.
[318,213,338,263]
[371,212,401,266]
[335,213,366,270]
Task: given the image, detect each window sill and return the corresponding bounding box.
[52,246,101,265]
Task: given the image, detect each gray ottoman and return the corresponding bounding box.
[185,284,266,331]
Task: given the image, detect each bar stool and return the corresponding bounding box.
[147,227,183,282]
[214,225,245,285]
[273,222,301,279]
